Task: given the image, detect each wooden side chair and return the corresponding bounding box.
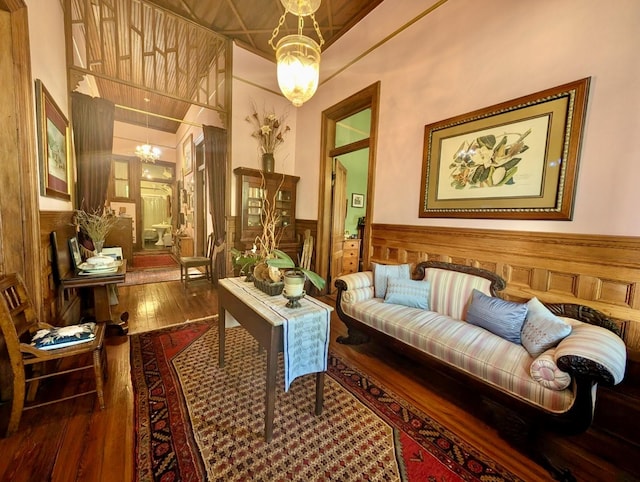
[0,273,107,437]
[178,233,215,287]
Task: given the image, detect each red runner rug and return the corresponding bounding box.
[132,253,178,269]
[130,320,522,481]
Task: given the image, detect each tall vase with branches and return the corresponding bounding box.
[73,209,118,256]
[247,103,290,173]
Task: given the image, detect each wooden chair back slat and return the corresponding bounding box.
[0,274,38,339]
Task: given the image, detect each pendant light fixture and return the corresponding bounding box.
[269,0,325,107]
[135,98,161,163]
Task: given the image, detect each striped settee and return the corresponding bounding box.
[334,261,627,437]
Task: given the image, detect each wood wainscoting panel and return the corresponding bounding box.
[40,211,77,325]
[227,216,236,274]
[597,278,634,308]
[370,224,640,350]
[546,271,579,297]
[506,265,535,289]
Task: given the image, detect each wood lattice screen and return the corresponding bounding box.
[66,0,229,132]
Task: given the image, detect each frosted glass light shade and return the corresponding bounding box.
[275,34,320,107]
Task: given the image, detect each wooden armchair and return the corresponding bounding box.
[0,273,107,437]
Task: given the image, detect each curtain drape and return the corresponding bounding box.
[71,92,115,213]
[203,125,227,284]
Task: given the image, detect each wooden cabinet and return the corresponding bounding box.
[342,239,361,274]
[175,235,194,257]
[105,217,133,266]
[234,167,299,258]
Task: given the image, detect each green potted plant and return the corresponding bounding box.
[230,246,262,280]
[266,249,325,295]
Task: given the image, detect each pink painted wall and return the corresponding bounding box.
[27,0,71,212]
[292,0,640,236]
[231,45,299,217]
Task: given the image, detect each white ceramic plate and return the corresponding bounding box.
[79,266,118,275]
[78,262,116,272]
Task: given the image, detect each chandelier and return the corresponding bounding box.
[135,144,161,163]
[135,101,161,163]
[269,0,325,107]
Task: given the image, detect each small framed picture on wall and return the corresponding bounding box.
[182,134,193,175]
[351,193,364,208]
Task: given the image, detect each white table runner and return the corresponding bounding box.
[222,277,332,391]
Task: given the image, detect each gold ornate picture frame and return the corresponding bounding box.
[419,78,590,220]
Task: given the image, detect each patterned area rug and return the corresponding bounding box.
[130,320,522,481]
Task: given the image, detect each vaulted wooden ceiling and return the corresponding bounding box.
[146,0,383,60]
[70,0,383,134]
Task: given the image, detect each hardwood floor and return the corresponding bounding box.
[0,278,631,481]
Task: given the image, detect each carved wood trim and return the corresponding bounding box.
[317,82,380,295]
[370,224,640,350]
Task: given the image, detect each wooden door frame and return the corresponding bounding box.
[194,138,206,256]
[316,82,380,293]
[1,1,42,316]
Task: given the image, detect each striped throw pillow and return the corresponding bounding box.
[424,268,492,320]
[465,289,528,344]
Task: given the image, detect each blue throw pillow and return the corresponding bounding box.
[465,289,528,344]
[384,277,431,310]
[521,297,572,357]
[372,262,411,298]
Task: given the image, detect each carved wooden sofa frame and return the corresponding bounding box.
[334,261,625,480]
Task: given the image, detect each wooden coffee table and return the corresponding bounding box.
[217,277,333,442]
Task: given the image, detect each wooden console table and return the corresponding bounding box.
[60,261,128,335]
[218,277,333,442]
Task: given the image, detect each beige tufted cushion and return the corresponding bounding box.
[337,271,374,291]
[342,287,375,304]
[530,349,572,390]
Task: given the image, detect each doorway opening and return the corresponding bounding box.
[139,162,175,251]
[317,82,380,293]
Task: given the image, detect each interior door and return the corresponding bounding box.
[330,159,347,293]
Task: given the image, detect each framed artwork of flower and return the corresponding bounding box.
[419,78,590,220]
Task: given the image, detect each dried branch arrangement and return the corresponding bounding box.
[254,173,286,260]
[252,173,287,283]
[74,209,118,242]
